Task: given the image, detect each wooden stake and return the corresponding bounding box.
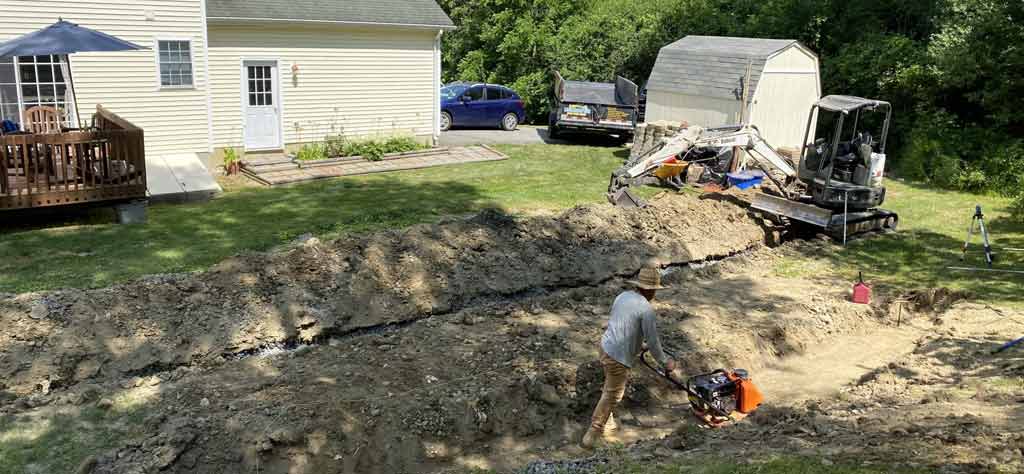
[730,60,753,173]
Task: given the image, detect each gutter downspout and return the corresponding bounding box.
[200,0,215,157]
[433,29,442,145]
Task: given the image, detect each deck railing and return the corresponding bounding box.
[0,105,146,210]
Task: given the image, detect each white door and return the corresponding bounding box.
[242,61,281,150]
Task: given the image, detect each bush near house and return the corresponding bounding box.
[295,135,425,162]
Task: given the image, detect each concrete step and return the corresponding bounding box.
[240,155,293,167]
[243,162,299,173]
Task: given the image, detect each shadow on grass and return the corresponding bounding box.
[0,179,496,293]
[0,405,148,474]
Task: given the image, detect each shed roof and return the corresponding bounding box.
[206,0,455,29]
[646,36,811,100]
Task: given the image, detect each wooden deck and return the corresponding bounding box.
[0,106,146,210]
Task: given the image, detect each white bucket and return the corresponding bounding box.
[869,152,886,187]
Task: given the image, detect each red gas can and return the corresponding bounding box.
[852,272,871,304]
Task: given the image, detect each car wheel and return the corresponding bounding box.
[501,113,519,131]
[440,111,452,132]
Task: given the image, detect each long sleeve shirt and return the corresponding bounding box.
[600,290,668,368]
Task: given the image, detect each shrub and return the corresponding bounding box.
[223,148,239,166]
[1012,190,1024,221]
[294,136,424,161]
[324,135,346,157]
[294,142,327,161]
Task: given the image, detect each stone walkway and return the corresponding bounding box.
[240,146,507,186]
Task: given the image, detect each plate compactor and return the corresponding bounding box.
[642,351,764,427]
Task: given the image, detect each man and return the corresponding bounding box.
[581,264,676,449]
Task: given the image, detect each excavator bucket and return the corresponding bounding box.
[751,193,832,228]
[607,188,646,208]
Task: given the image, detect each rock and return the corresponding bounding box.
[97,398,114,410]
[535,383,561,406]
[654,447,676,458]
[29,302,49,320]
[199,398,210,408]
[269,428,300,445]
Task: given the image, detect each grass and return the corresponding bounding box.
[773,179,1024,306]
[0,405,147,474]
[0,144,640,293]
[3,142,1021,303]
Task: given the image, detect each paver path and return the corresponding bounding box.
[240,146,507,186]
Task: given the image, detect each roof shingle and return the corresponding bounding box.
[207,0,454,29]
[646,36,805,100]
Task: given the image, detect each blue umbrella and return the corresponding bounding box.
[0,19,146,127]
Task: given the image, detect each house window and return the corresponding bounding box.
[0,55,74,127]
[0,58,18,123]
[18,55,69,112]
[157,40,193,88]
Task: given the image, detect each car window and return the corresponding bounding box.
[484,86,502,101]
[441,85,467,100]
[465,86,484,101]
[500,88,513,100]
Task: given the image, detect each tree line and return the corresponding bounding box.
[438,0,1023,213]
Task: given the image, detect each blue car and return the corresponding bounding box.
[440,82,526,131]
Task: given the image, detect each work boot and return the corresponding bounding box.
[603,413,618,435]
[580,428,602,449]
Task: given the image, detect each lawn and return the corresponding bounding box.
[774,179,1024,306]
[0,144,639,293]
[2,143,1021,300]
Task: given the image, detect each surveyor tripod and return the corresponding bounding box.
[961,205,995,267]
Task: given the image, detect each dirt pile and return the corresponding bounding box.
[5,243,891,474]
[0,192,766,402]
[531,302,1024,474]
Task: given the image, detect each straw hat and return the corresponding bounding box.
[627,266,667,290]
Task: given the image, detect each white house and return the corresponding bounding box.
[645,36,821,150]
[0,0,453,177]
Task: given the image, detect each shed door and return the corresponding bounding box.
[242,61,281,150]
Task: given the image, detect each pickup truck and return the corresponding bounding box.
[548,71,639,142]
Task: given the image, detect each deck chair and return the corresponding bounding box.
[24,106,64,134]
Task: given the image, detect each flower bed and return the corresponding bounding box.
[292,135,426,162]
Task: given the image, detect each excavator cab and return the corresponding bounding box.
[799,96,891,211]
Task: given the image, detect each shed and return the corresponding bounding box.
[644,35,820,149]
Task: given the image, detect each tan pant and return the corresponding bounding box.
[590,348,630,432]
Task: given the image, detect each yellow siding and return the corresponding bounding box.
[750,44,820,149]
[208,24,436,149]
[645,90,741,126]
[0,1,210,157]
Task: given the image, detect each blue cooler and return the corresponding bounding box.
[726,170,766,190]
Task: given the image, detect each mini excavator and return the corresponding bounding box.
[608,95,898,238]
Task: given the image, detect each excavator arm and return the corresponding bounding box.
[608,125,798,207]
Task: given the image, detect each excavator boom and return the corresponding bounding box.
[609,124,797,206]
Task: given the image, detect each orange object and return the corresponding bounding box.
[727,372,764,414]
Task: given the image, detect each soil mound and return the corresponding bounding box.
[0,193,767,400]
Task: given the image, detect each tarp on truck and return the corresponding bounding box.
[554,71,639,107]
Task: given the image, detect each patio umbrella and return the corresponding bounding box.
[0,19,146,126]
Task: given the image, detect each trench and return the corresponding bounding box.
[99,244,765,393]
[225,244,763,362]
